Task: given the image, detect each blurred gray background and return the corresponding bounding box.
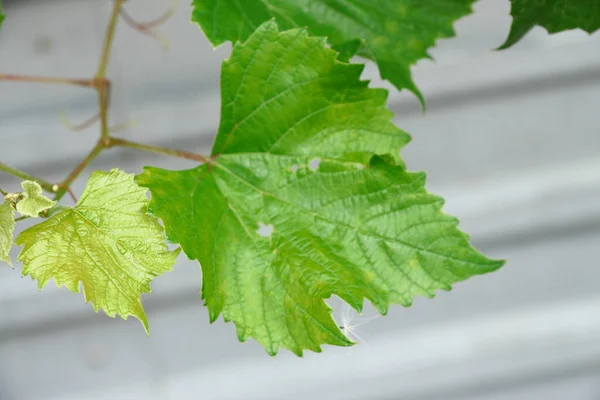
[0,1,599,399]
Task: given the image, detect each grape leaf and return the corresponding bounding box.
[499,0,600,49]
[211,21,409,162]
[136,22,504,355]
[0,0,4,29]
[192,0,476,106]
[0,202,15,266]
[16,169,180,331]
[15,181,57,217]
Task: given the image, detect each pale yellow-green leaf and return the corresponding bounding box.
[0,202,15,266]
[15,181,56,217]
[16,169,180,331]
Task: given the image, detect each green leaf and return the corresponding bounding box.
[499,0,600,49]
[136,22,503,355]
[15,181,57,217]
[192,0,476,106]
[0,202,15,266]
[16,169,180,331]
[0,0,4,29]
[211,21,409,163]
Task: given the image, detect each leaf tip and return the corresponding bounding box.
[265,346,280,357]
[489,258,507,271]
[140,315,151,336]
[495,37,516,50]
[289,346,305,358]
[412,85,426,111]
[207,308,221,324]
[496,23,534,51]
[258,18,279,35]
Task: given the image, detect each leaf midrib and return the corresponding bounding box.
[72,210,145,296]
[210,154,496,268]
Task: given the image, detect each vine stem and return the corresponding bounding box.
[53,141,105,202]
[52,137,211,202]
[0,74,94,88]
[0,187,7,196]
[2,0,209,210]
[95,0,125,140]
[0,162,56,193]
[108,137,213,164]
[3,135,210,207]
[51,0,126,202]
[96,0,125,79]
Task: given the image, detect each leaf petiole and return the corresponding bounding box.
[0,74,94,88]
[108,137,212,164]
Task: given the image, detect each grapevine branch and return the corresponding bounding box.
[0,0,211,213]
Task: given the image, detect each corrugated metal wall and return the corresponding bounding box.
[1,1,599,399]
